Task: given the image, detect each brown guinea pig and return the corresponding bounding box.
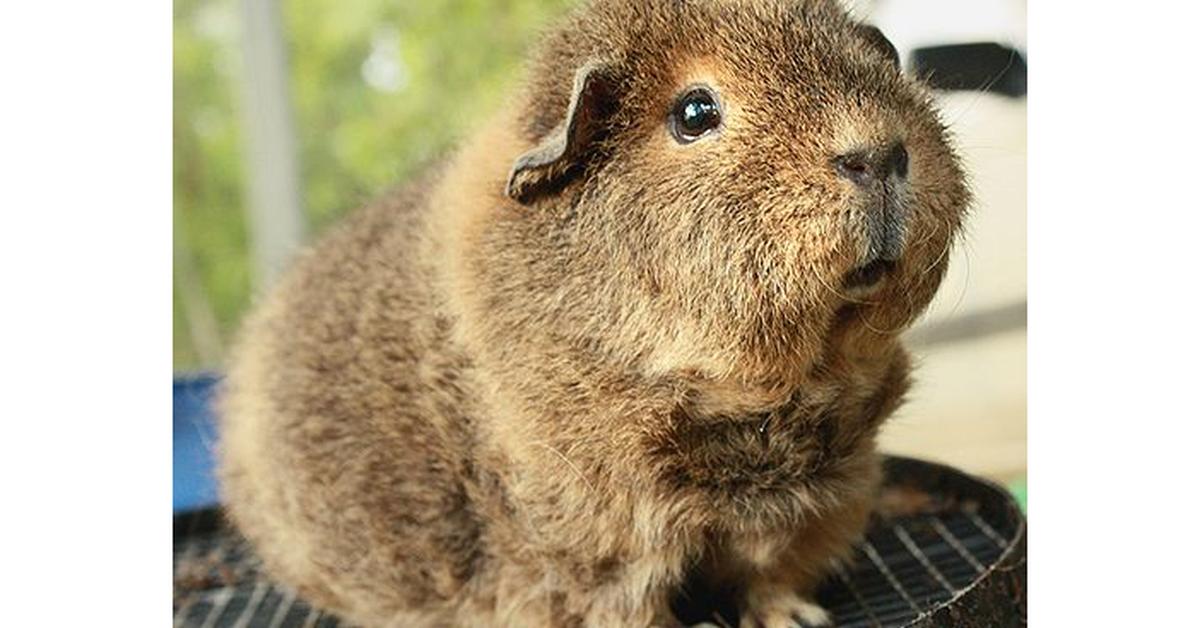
[217,0,969,626]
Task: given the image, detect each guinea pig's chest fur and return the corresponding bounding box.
[649,352,908,515]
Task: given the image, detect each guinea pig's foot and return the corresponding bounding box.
[739,584,831,628]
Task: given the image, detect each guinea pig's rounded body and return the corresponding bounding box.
[218,1,969,626]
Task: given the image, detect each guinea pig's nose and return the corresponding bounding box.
[833,142,909,187]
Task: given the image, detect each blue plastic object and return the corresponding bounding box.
[173,373,222,513]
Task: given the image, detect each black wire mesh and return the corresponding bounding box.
[173,458,1024,628]
[815,511,1008,628]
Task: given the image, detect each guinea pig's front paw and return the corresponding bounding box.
[739,583,831,628]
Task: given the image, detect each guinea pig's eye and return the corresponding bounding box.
[670,87,722,143]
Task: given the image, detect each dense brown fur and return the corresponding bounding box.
[218,0,968,626]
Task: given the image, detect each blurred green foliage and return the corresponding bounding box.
[174,0,573,369]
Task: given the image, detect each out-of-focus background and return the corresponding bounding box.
[174,0,1025,488]
[174,0,575,368]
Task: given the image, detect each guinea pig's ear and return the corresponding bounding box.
[506,61,619,204]
[857,24,901,70]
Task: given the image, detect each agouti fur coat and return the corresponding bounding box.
[218,0,969,626]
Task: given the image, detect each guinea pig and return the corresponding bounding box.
[217,0,969,626]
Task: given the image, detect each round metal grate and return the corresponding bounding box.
[173,456,1025,627]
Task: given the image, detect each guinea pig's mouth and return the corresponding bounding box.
[842,258,896,291]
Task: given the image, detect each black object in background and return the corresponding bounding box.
[911,43,1027,98]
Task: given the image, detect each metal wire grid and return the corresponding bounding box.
[815,510,1008,627]
[174,509,1011,628]
[174,511,339,628]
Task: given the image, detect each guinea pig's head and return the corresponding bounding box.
[464,0,968,386]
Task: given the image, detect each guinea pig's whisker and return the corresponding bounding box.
[920,222,954,279]
[945,234,974,320]
[909,212,942,251]
[854,307,907,336]
[813,266,881,306]
[531,441,596,493]
[945,45,1020,128]
[812,270,849,301]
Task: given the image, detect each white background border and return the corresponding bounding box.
[1,1,171,625]
[1,1,1198,625]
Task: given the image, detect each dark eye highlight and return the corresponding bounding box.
[670,87,722,143]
